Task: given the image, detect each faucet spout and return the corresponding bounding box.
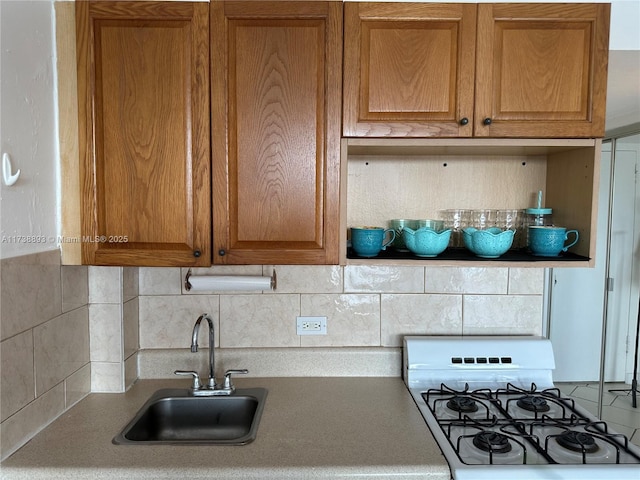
[180,312,248,396]
[191,313,216,388]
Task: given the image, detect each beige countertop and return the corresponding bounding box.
[0,377,450,480]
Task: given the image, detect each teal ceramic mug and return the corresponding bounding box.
[351,227,396,257]
[528,226,579,257]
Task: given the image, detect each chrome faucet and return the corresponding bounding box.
[191,313,216,388]
[175,313,247,396]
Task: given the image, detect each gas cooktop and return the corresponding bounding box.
[404,336,640,480]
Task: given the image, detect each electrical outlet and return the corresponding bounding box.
[296,316,327,335]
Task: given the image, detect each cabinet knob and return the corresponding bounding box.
[483,117,492,126]
[218,249,226,256]
[459,117,469,126]
[193,250,201,258]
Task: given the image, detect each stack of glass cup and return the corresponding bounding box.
[441,209,524,249]
[471,209,497,230]
[496,209,525,249]
[440,209,470,247]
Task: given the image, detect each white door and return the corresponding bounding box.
[605,134,640,383]
[549,134,640,383]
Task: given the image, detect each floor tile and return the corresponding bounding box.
[563,382,640,448]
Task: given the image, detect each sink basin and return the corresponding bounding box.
[113,387,267,445]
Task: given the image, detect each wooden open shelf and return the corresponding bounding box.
[340,138,601,267]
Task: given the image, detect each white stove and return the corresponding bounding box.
[403,335,640,480]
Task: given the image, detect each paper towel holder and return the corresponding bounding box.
[184,268,277,291]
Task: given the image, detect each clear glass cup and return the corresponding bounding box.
[440,209,470,247]
[416,219,445,231]
[471,209,498,230]
[496,209,524,249]
[389,219,418,251]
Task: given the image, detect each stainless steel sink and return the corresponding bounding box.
[113,387,267,445]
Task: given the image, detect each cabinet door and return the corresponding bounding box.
[211,1,342,264]
[343,2,477,137]
[76,1,211,266]
[474,3,610,138]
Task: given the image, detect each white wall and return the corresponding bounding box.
[610,0,640,50]
[0,0,59,259]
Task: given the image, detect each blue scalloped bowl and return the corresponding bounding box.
[463,227,515,258]
[403,227,451,257]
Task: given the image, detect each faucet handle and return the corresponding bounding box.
[174,370,201,390]
[223,369,248,391]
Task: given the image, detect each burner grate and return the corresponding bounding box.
[517,395,551,413]
[420,382,640,466]
[555,430,599,453]
[447,396,479,413]
[473,430,513,454]
[423,383,495,421]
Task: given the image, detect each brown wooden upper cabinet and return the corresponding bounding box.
[76,1,211,266]
[343,2,610,138]
[211,1,342,264]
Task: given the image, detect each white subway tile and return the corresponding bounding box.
[64,363,90,408]
[61,265,88,313]
[508,268,545,294]
[88,266,121,303]
[0,383,65,461]
[1,250,62,340]
[91,362,124,393]
[123,297,139,360]
[264,265,343,293]
[425,267,508,294]
[463,295,543,335]
[300,294,380,346]
[33,306,90,395]
[344,266,424,293]
[220,294,300,347]
[138,295,219,349]
[123,267,139,301]
[124,353,138,390]
[381,294,463,346]
[89,304,122,362]
[139,267,182,295]
[0,331,35,422]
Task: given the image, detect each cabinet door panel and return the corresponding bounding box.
[343,3,476,137]
[212,2,341,264]
[233,21,321,243]
[77,1,210,266]
[474,3,610,138]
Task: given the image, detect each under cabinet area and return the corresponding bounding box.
[343,2,610,138]
[76,1,211,266]
[340,138,601,267]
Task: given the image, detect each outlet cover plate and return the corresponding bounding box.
[296,316,327,335]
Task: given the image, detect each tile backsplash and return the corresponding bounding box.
[134,265,543,379]
[1,250,90,460]
[1,253,544,460]
[88,266,139,392]
[0,251,138,460]
[138,265,544,350]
